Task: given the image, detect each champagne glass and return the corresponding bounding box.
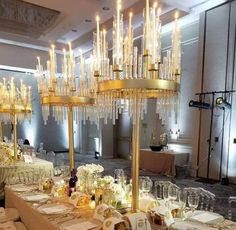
[188,194,200,213]
[178,190,187,219]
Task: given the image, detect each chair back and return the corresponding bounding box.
[154,181,179,199]
[37,149,46,160]
[184,187,215,211]
[47,151,55,165]
[55,153,64,166]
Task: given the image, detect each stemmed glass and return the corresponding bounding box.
[188,194,200,213]
[178,190,187,219]
[163,184,170,208]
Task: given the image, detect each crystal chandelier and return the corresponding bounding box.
[91,0,181,212]
[0,78,32,159]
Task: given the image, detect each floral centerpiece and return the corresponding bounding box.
[76,164,104,194]
[0,142,15,165]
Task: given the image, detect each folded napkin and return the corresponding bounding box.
[60,221,98,230]
[171,221,217,230]
[189,212,224,224]
[0,221,16,230]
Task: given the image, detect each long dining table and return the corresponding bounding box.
[4,186,236,230]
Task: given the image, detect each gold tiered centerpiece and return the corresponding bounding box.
[0,78,32,159]
[93,0,181,212]
[35,43,95,171]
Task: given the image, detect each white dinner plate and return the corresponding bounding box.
[21,193,49,202]
[186,210,224,225]
[9,184,37,192]
[37,203,74,215]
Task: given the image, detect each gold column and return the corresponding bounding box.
[68,106,75,170]
[131,94,140,212]
[13,113,17,160]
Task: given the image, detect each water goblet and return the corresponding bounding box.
[188,194,200,213]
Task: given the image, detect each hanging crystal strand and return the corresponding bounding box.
[138,54,143,79]
[133,47,138,79]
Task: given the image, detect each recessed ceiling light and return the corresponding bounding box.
[71,29,77,32]
[85,19,92,23]
[102,6,110,11]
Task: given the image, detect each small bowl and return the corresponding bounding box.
[149,145,163,151]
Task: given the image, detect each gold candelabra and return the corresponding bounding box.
[0,78,32,159]
[93,0,181,212]
[36,43,95,170]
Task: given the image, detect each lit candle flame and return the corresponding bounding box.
[153,2,157,9]
[175,11,179,20]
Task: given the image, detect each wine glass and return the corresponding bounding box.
[178,190,187,219]
[188,194,200,213]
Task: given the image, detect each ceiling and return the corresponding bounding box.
[0,0,227,52]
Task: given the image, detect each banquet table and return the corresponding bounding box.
[0,158,53,199]
[140,149,189,176]
[5,186,102,230]
[5,186,236,230]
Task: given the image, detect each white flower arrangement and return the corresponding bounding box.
[76,163,104,177]
[97,176,114,188]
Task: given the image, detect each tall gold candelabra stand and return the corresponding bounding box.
[94,0,181,212]
[40,95,94,170]
[36,43,95,171]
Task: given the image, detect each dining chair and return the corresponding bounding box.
[154,181,179,199]
[54,153,65,167]
[184,187,215,211]
[37,149,47,160]
[46,151,55,165]
[228,196,236,220]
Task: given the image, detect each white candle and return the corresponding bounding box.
[103,29,106,59]
[96,16,100,70]
[116,0,121,65]
[37,56,41,68]
[145,0,150,52]
[128,12,133,60]
[152,2,157,63]
[47,60,50,72]
[68,42,73,64]
[62,48,67,84]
